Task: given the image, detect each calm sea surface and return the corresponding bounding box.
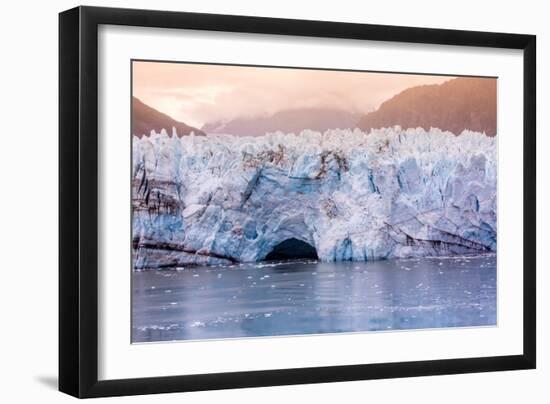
[132,255,496,343]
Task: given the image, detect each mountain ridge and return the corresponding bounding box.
[357,77,497,136]
[202,107,362,136]
[132,96,205,137]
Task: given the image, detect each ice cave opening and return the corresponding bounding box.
[264,238,319,261]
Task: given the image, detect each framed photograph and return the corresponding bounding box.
[59,6,536,398]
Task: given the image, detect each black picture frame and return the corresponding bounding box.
[59,5,536,398]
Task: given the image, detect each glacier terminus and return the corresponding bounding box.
[132,127,496,270]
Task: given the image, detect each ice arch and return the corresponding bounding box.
[264,238,319,261]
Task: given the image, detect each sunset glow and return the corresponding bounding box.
[132,61,454,128]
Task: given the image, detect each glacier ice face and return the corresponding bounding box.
[132,127,496,269]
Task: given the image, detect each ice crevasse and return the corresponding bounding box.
[132,127,496,269]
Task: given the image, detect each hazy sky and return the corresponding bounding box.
[133,61,454,128]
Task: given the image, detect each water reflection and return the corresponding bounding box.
[132,255,496,342]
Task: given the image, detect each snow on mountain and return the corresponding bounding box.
[132,127,496,269]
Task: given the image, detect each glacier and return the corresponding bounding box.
[132,127,496,269]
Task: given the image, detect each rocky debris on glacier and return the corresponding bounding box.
[132,127,496,270]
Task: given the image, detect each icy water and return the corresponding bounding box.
[132,255,496,343]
